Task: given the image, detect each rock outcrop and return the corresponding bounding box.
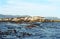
[0,16,60,23]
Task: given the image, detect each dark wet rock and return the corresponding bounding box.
[0,31,10,35]
[22,32,32,37]
[0,31,2,35]
[32,22,41,26]
[16,32,32,38]
[26,25,37,29]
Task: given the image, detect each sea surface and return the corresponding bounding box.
[0,22,60,39]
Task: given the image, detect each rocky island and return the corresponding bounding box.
[0,16,60,23]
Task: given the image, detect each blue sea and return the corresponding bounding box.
[0,22,60,39]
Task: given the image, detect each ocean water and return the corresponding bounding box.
[0,22,60,39]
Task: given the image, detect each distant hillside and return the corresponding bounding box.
[0,14,30,18]
[0,14,60,20]
[0,14,16,18]
[45,17,60,20]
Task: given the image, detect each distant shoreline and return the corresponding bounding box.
[0,16,60,23]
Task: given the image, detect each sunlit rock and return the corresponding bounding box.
[12,18,20,22]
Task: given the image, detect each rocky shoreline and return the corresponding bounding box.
[0,16,60,23]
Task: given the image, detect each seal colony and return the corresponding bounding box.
[0,16,60,23]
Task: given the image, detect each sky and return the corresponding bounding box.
[0,0,60,17]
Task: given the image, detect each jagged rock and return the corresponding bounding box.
[0,16,60,22]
